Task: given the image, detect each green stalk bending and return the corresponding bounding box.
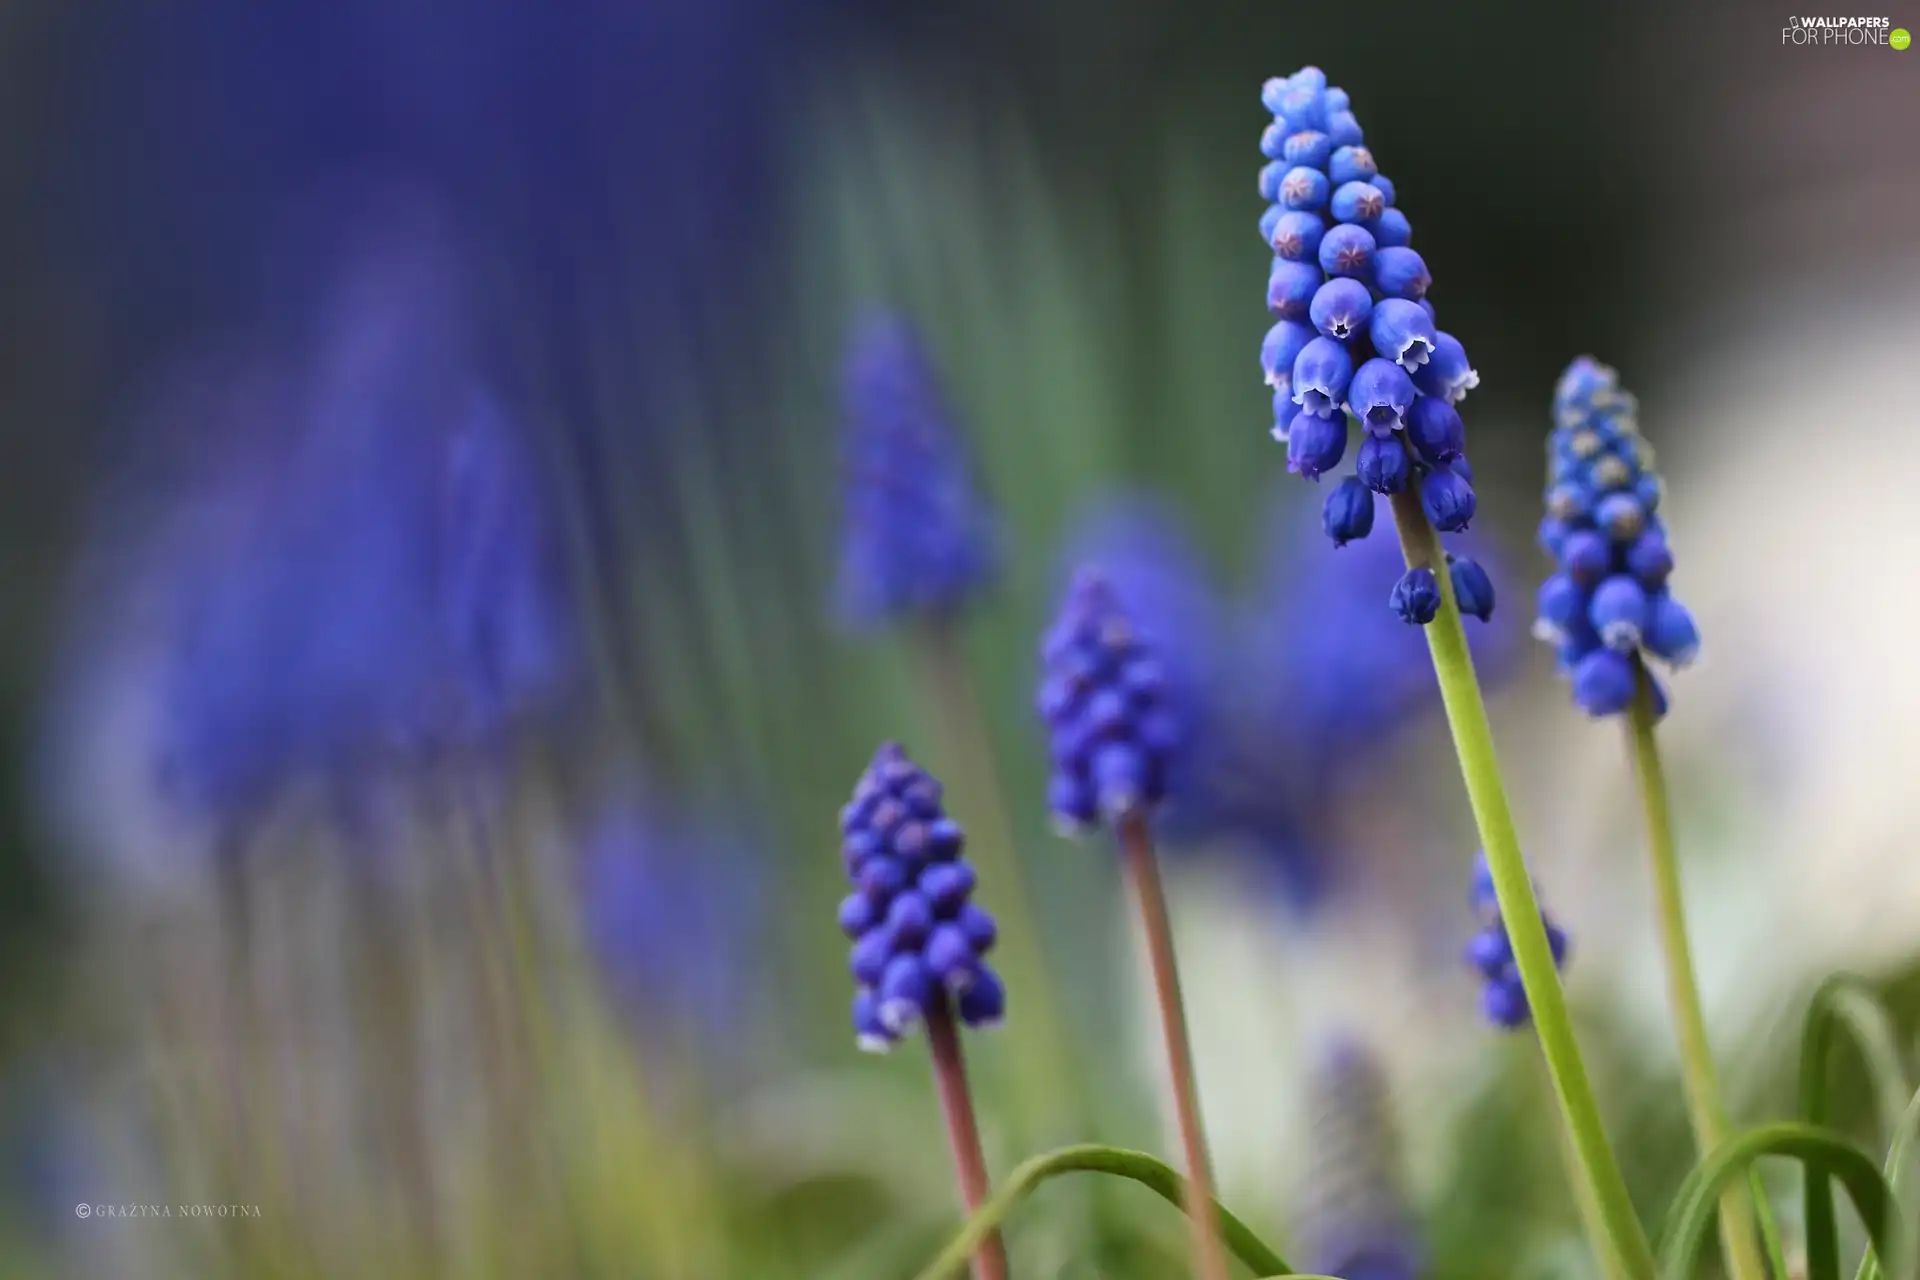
[1625,667,1768,1280]
[1387,491,1656,1280]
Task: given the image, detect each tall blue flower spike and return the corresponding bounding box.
[837,315,997,628]
[1465,852,1570,1029]
[1534,357,1698,718]
[1296,1037,1422,1280]
[840,743,1003,1051]
[1037,570,1184,835]
[1260,67,1486,626]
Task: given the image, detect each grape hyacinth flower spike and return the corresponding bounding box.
[837,316,996,629]
[1296,1038,1421,1280]
[1037,569,1229,1280]
[1464,853,1569,1030]
[1258,67,1484,628]
[1257,70,1655,1278]
[840,743,1008,1280]
[1537,358,1769,1280]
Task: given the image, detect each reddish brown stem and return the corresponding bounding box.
[926,998,1011,1280]
[1119,812,1230,1280]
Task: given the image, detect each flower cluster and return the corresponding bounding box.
[1259,67,1484,621]
[837,316,997,628]
[839,744,1004,1050]
[1465,853,1570,1030]
[1295,1038,1421,1280]
[1037,570,1183,834]
[1534,357,1701,717]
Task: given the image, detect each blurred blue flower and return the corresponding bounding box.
[1465,852,1570,1030]
[578,793,765,1046]
[1258,67,1486,615]
[1535,357,1698,718]
[836,315,996,629]
[839,744,1002,1050]
[1296,1037,1421,1280]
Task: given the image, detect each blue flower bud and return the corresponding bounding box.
[850,928,893,985]
[854,988,896,1052]
[1367,207,1412,249]
[1390,568,1440,625]
[957,902,998,954]
[1405,395,1464,465]
[1449,556,1496,622]
[1544,481,1591,522]
[1534,572,1584,640]
[1323,477,1376,547]
[1271,387,1297,439]
[1325,86,1349,112]
[1410,332,1476,403]
[1370,247,1430,300]
[885,890,934,947]
[1349,358,1417,434]
[1309,277,1373,340]
[957,965,1006,1028]
[1368,299,1437,371]
[1259,203,1282,247]
[1282,131,1333,170]
[1287,409,1349,479]
[1356,434,1411,494]
[1328,144,1378,185]
[1331,180,1385,223]
[1560,529,1612,586]
[1594,491,1646,542]
[1292,336,1355,418]
[1318,223,1377,279]
[1624,529,1673,589]
[1326,110,1363,147]
[1091,740,1150,817]
[918,860,976,915]
[1280,165,1331,210]
[1536,516,1571,559]
[923,922,979,988]
[1279,85,1326,132]
[1268,257,1322,320]
[1644,593,1700,668]
[1270,209,1327,261]
[1635,472,1664,515]
[1570,648,1636,717]
[878,953,935,1032]
[1260,121,1290,159]
[858,855,906,905]
[1466,926,1512,979]
[1261,76,1289,114]
[1589,575,1649,651]
[1262,320,1315,391]
[1420,468,1476,532]
[1047,772,1096,832]
[1370,173,1396,206]
[1482,975,1529,1029]
[1258,161,1288,203]
[839,892,877,938]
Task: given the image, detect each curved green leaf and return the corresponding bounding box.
[1800,976,1911,1278]
[909,1143,1292,1280]
[1855,1083,1920,1280]
[1659,1123,1897,1280]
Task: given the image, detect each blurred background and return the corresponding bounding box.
[0,0,1918,1275]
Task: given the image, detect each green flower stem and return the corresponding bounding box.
[1386,490,1655,1280]
[926,999,1011,1280]
[911,1143,1291,1280]
[1625,665,1768,1280]
[917,624,1079,1137]
[1119,813,1231,1280]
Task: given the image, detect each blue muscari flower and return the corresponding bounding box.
[837,315,997,628]
[1038,569,1185,832]
[1448,556,1496,622]
[579,794,764,1045]
[1297,1037,1422,1280]
[1466,852,1570,1030]
[1258,67,1488,604]
[1263,319,1316,395]
[1535,357,1700,717]
[841,743,1002,1050]
[1323,477,1376,546]
[1389,568,1440,625]
[1355,434,1410,495]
